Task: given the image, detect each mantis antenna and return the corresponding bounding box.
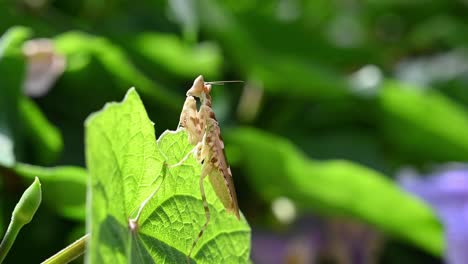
[205,80,244,85]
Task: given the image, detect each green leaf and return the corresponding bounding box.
[0,27,63,165]
[0,26,31,57]
[14,163,87,221]
[197,0,350,99]
[227,127,443,256]
[379,80,468,162]
[0,27,30,167]
[130,33,222,79]
[85,88,250,263]
[19,97,63,164]
[53,32,181,111]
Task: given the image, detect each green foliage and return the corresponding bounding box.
[54,32,181,111]
[0,26,31,56]
[19,98,63,164]
[0,177,41,263]
[85,89,250,263]
[14,163,86,220]
[197,0,350,99]
[0,27,29,167]
[3,0,468,262]
[0,27,64,167]
[11,177,42,225]
[379,81,468,162]
[227,127,443,255]
[128,32,222,79]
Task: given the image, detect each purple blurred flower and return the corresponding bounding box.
[251,216,321,264]
[400,166,468,264]
[252,230,316,264]
[251,217,380,264]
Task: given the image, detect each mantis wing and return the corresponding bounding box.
[208,165,240,219]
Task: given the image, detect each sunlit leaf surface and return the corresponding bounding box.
[85,88,250,263]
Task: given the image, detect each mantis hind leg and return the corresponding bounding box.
[187,164,211,263]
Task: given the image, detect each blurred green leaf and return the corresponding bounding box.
[379,81,468,162]
[409,15,468,49]
[19,97,63,165]
[85,89,250,263]
[130,32,222,79]
[53,32,181,111]
[295,130,389,173]
[0,27,30,167]
[14,163,86,221]
[167,0,199,42]
[197,0,350,99]
[227,127,443,256]
[0,26,31,56]
[249,55,350,98]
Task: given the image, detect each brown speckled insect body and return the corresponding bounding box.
[179,75,241,259]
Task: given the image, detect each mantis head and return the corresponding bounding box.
[187,75,242,99]
[186,75,211,98]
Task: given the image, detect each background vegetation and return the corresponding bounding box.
[2,0,468,263]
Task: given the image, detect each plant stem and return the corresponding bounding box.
[41,234,89,264]
[0,220,22,263]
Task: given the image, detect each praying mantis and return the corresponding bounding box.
[129,75,242,262]
[176,75,241,259]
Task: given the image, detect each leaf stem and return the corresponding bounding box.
[41,234,89,264]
